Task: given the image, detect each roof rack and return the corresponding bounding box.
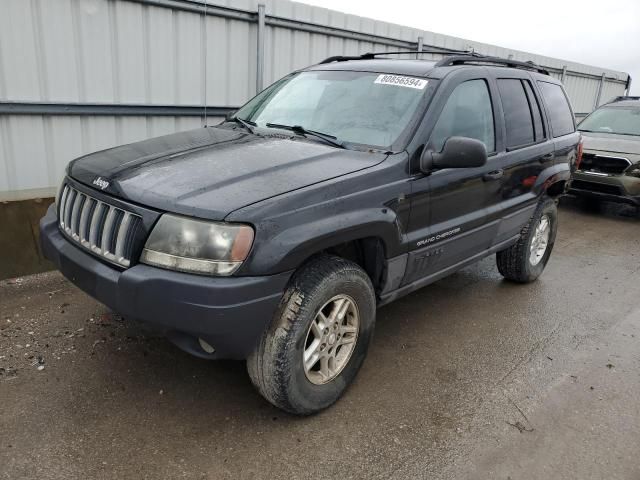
[434,55,549,75]
[318,50,550,76]
[611,95,640,102]
[318,49,479,64]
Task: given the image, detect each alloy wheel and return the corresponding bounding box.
[529,214,551,266]
[303,294,359,385]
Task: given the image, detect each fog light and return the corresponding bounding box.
[198,338,215,354]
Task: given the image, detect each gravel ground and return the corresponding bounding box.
[0,197,639,480]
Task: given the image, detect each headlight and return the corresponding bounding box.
[140,214,254,276]
[625,165,640,178]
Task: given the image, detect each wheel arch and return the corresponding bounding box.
[535,163,571,198]
[306,237,388,294]
[241,207,404,284]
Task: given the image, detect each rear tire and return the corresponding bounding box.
[247,255,376,415]
[496,197,558,283]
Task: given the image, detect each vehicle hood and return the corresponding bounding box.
[69,126,387,220]
[581,131,640,160]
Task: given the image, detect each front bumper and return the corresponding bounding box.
[40,205,291,359]
[569,171,640,205]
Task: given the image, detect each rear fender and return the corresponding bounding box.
[534,163,570,197]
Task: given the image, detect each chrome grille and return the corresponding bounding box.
[58,184,141,267]
[580,153,631,175]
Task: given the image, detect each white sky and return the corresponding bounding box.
[299,0,639,95]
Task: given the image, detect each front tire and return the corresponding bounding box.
[247,255,376,415]
[496,197,558,283]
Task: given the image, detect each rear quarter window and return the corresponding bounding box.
[537,81,575,137]
[522,81,545,141]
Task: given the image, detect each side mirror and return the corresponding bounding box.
[420,136,488,173]
[224,110,237,121]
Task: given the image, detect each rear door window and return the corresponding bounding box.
[429,79,495,152]
[497,79,535,148]
[537,81,575,137]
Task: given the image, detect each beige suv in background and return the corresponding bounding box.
[570,96,640,207]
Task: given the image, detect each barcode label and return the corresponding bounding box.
[374,74,428,89]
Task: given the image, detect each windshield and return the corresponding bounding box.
[234,70,429,149]
[578,106,640,136]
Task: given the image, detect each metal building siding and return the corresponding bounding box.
[0,0,629,106]
[0,0,256,107]
[0,0,631,201]
[599,80,625,108]
[562,75,600,114]
[1,1,42,101]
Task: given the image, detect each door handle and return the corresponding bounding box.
[539,153,554,163]
[483,169,504,181]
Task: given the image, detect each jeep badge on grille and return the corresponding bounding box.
[92,177,109,190]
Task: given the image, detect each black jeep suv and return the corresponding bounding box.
[40,52,580,414]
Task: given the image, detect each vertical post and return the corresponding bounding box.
[561,65,567,83]
[416,36,423,59]
[256,4,266,94]
[203,0,208,126]
[595,72,606,108]
[625,76,632,96]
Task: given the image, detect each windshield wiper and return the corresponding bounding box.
[231,116,256,134]
[265,123,345,149]
[579,128,638,136]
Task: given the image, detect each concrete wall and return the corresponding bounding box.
[0,198,54,280]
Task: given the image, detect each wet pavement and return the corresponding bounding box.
[1,197,639,480]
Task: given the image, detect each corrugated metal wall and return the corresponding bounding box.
[0,0,630,202]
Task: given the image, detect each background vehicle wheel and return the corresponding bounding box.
[496,197,558,283]
[247,255,376,415]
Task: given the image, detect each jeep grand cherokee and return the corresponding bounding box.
[41,51,579,414]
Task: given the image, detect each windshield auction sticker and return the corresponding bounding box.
[374,74,428,89]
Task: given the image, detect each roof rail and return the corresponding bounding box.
[611,95,640,102]
[317,50,550,76]
[318,49,478,64]
[434,54,549,75]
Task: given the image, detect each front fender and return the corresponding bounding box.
[227,152,412,276]
[242,207,404,274]
[275,208,402,271]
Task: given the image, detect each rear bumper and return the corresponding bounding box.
[40,205,291,359]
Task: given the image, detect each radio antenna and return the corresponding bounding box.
[203,0,208,127]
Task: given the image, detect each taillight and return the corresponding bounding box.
[576,138,584,170]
